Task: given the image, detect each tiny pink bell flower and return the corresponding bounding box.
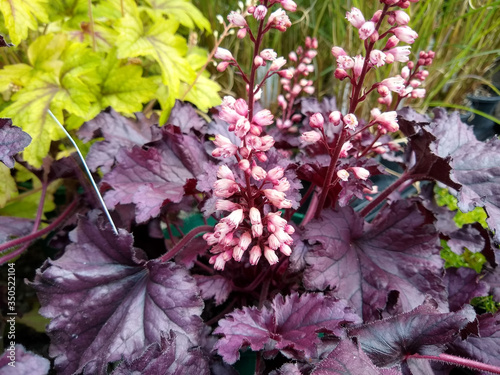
[227,11,248,27]
[301,130,321,144]
[254,5,268,20]
[281,0,297,12]
[329,111,342,125]
[346,7,365,29]
[309,113,324,129]
[351,167,370,180]
[215,47,234,61]
[337,169,350,181]
[359,21,376,40]
[392,26,418,44]
[343,113,358,130]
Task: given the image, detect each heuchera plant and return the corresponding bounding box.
[1,0,500,374]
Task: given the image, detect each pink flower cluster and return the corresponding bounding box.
[277,37,318,131]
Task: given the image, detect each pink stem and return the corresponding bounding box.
[408,353,500,374]
[159,225,213,262]
[0,199,79,264]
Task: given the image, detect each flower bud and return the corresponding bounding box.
[335,68,348,80]
[301,131,321,144]
[270,57,287,71]
[267,166,285,182]
[234,99,248,116]
[254,5,268,20]
[217,61,231,72]
[346,7,365,28]
[253,109,274,126]
[215,47,234,61]
[331,46,347,58]
[254,55,265,66]
[339,141,353,157]
[351,167,370,180]
[238,159,250,171]
[359,21,376,40]
[281,0,297,12]
[337,169,349,181]
[337,55,354,69]
[278,69,294,79]
[251,166,267,181]
[249,245,262,265]
[303,86,315,94]
[329,111,341,125]
[369,50,386,67]
[237,28,247,39]
[353,55,364,79]
[309,113,324,129]
[392,26,418,44]
[289,51,298,61]
[401,66,410,79]
[371,10,382,23]
[264,246,279,265]
[394,10,410,25]
[260,49,277,61]
[227,11,248,27]
[385,35,399,49]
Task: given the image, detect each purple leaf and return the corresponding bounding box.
[444,267,488,311]
[30,216,204,375]
[112,331,209,375]
[272,363,303,374]
[102,128,207,223]
[167,100,206,134]
[0,344,50,375]
[214,292,360,364]
[448,312,500,367]
[304,201,445,321]
[349,299,476,368]
[0,216,33,244]
[0,118,32,168]
[311,339,387,375]
[483,268,500,302]
[78,109,160,173]
[195,275,233,305]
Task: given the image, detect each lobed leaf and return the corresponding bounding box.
[0,344,50,375]
[30,216,204,375]
[214,292,360,364]
[0,118,31,168]
[0,0,49,45]
[304,201,445,321]
[349,299,476,368]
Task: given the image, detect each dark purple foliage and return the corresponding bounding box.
[304,201,445,321]
[0,344,50,375]
[0,216,33,244]
[167,100,206,134]
[111,331,209,375]
[448,312,500,367]
[195,274,233,305]
[30,216,204,375]
[0,118,31,168]
[311,339,388,375]
[78,109,160,173]
[349,299,476,368]
[214,292,361,364]
[445,267,488,311]
[0,35,12,47]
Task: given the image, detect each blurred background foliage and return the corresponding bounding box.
[195,0,500,117]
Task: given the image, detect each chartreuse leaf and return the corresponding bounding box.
[142,0,212,32]
[0,164,60,219]
[0,163,17,208]
[98,49,157,113]
[0,0,49,45]
[0,38,101,167]
[115,14,196,97]
[435,186,488,229]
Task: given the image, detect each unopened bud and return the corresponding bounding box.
[309,113,324,129]
[329,111,341,125]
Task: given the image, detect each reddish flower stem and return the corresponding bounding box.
[0,199,79,264]
[314,5,390,219]
[160,225,213,262]
[408,353,500,374]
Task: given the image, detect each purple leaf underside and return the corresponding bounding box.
[0,344,50,375]
[0,118,32,168]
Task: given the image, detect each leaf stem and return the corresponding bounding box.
[408,353,500,374]
[87,0,96,52]
[0,199,79,264]
[160,225,213,262]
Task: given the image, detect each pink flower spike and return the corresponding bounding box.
[309,113,324,129]
[234,99,248,117]
[369,50,387,67]
[351,167,370,180]
[215,47,234,61]
[346,7,365,28]
[270,57,287,71]
[260,49,277,61]
[337,169,350,181]
[249,245,262,265]
[254,5,268,20]
[331,46,347,58]
[217,165,235,180]
[301,130,321,144]
[212,134,238,158]
[281,0,297,12]
[227,11,248,27]
[343,113,358,130]
[392,26,418,44]
[253,109,274,126]
[359,21,376,40]
[329,111,342,125]
[264,246,279,265]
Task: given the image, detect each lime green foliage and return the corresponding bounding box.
[0,164,17,208]
[440,240,486,273]
[0,0,221,167]
[435,186,488,228]
[471,295,500,313]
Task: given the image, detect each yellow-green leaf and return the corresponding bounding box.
[142,0,211,32]
[28,33,67,69]
[181,75,221,113]
[0,0,50,45]
[98,50,157,113]
[0,163,17,208]
[0,63,33,92]
[116,15,196,91]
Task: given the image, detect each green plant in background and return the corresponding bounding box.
[196,0,500,118]
[0,0,221,168]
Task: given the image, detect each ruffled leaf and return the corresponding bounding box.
[0,118,31,168]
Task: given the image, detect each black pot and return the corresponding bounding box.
[466,94,500,141]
